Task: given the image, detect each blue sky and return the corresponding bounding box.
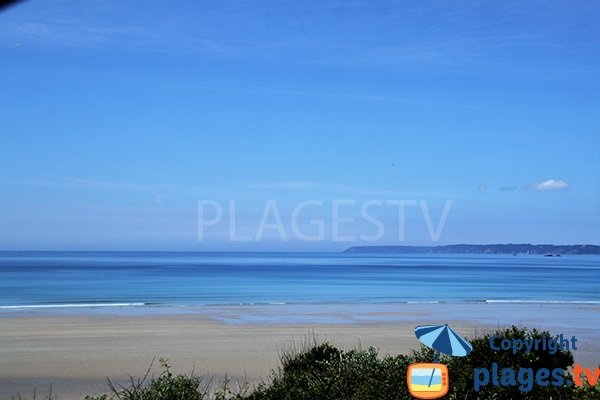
[1,1,598,250]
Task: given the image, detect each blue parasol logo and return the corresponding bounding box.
[407,324,473,399]
[415,324,473,359]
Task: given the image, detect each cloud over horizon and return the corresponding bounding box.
[530,179,569,191]
[484,179,570,192]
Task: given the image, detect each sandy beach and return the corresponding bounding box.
[1,303,598,399]
[0,315,425,399]
[2,318,408,398]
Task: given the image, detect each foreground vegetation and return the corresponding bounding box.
[13,326,600,400]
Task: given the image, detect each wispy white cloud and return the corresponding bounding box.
[500,185,522,191]
[0,6,246,56]
[5,18,160,48]
[2,175,177,199]
[43,175,159,192]
[246,181,315,190]
[3,2,592,67]
[1,174,234,204]
[530,179,569,191]
[245,181,437,197]
[5,175,433,198]
[481,179,570,192]
[157,78,503,111]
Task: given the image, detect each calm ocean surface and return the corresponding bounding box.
[0,252,598,309]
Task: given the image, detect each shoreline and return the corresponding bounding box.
[1,303,598,399]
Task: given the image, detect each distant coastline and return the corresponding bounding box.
[343,244,600,255]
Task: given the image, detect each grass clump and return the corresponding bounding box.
[84,358,208,400]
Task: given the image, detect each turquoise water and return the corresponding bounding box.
[0,251,598,309]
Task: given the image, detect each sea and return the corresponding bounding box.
[0,251,598,311]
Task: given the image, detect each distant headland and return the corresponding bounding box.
[343,244,600,255]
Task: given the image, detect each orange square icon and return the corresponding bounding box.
[407,363,449,399]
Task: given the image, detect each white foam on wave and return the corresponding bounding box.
[0,302,146,309]
[485,300,600,304]
[406,301,440,304]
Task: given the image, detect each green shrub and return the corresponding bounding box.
[572,374,600,400]
[246,342,412,400]
[105,358,207,400]
[249,326,583,400]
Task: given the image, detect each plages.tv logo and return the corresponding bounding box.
[407,324,473,399]
[474,333,600,392]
